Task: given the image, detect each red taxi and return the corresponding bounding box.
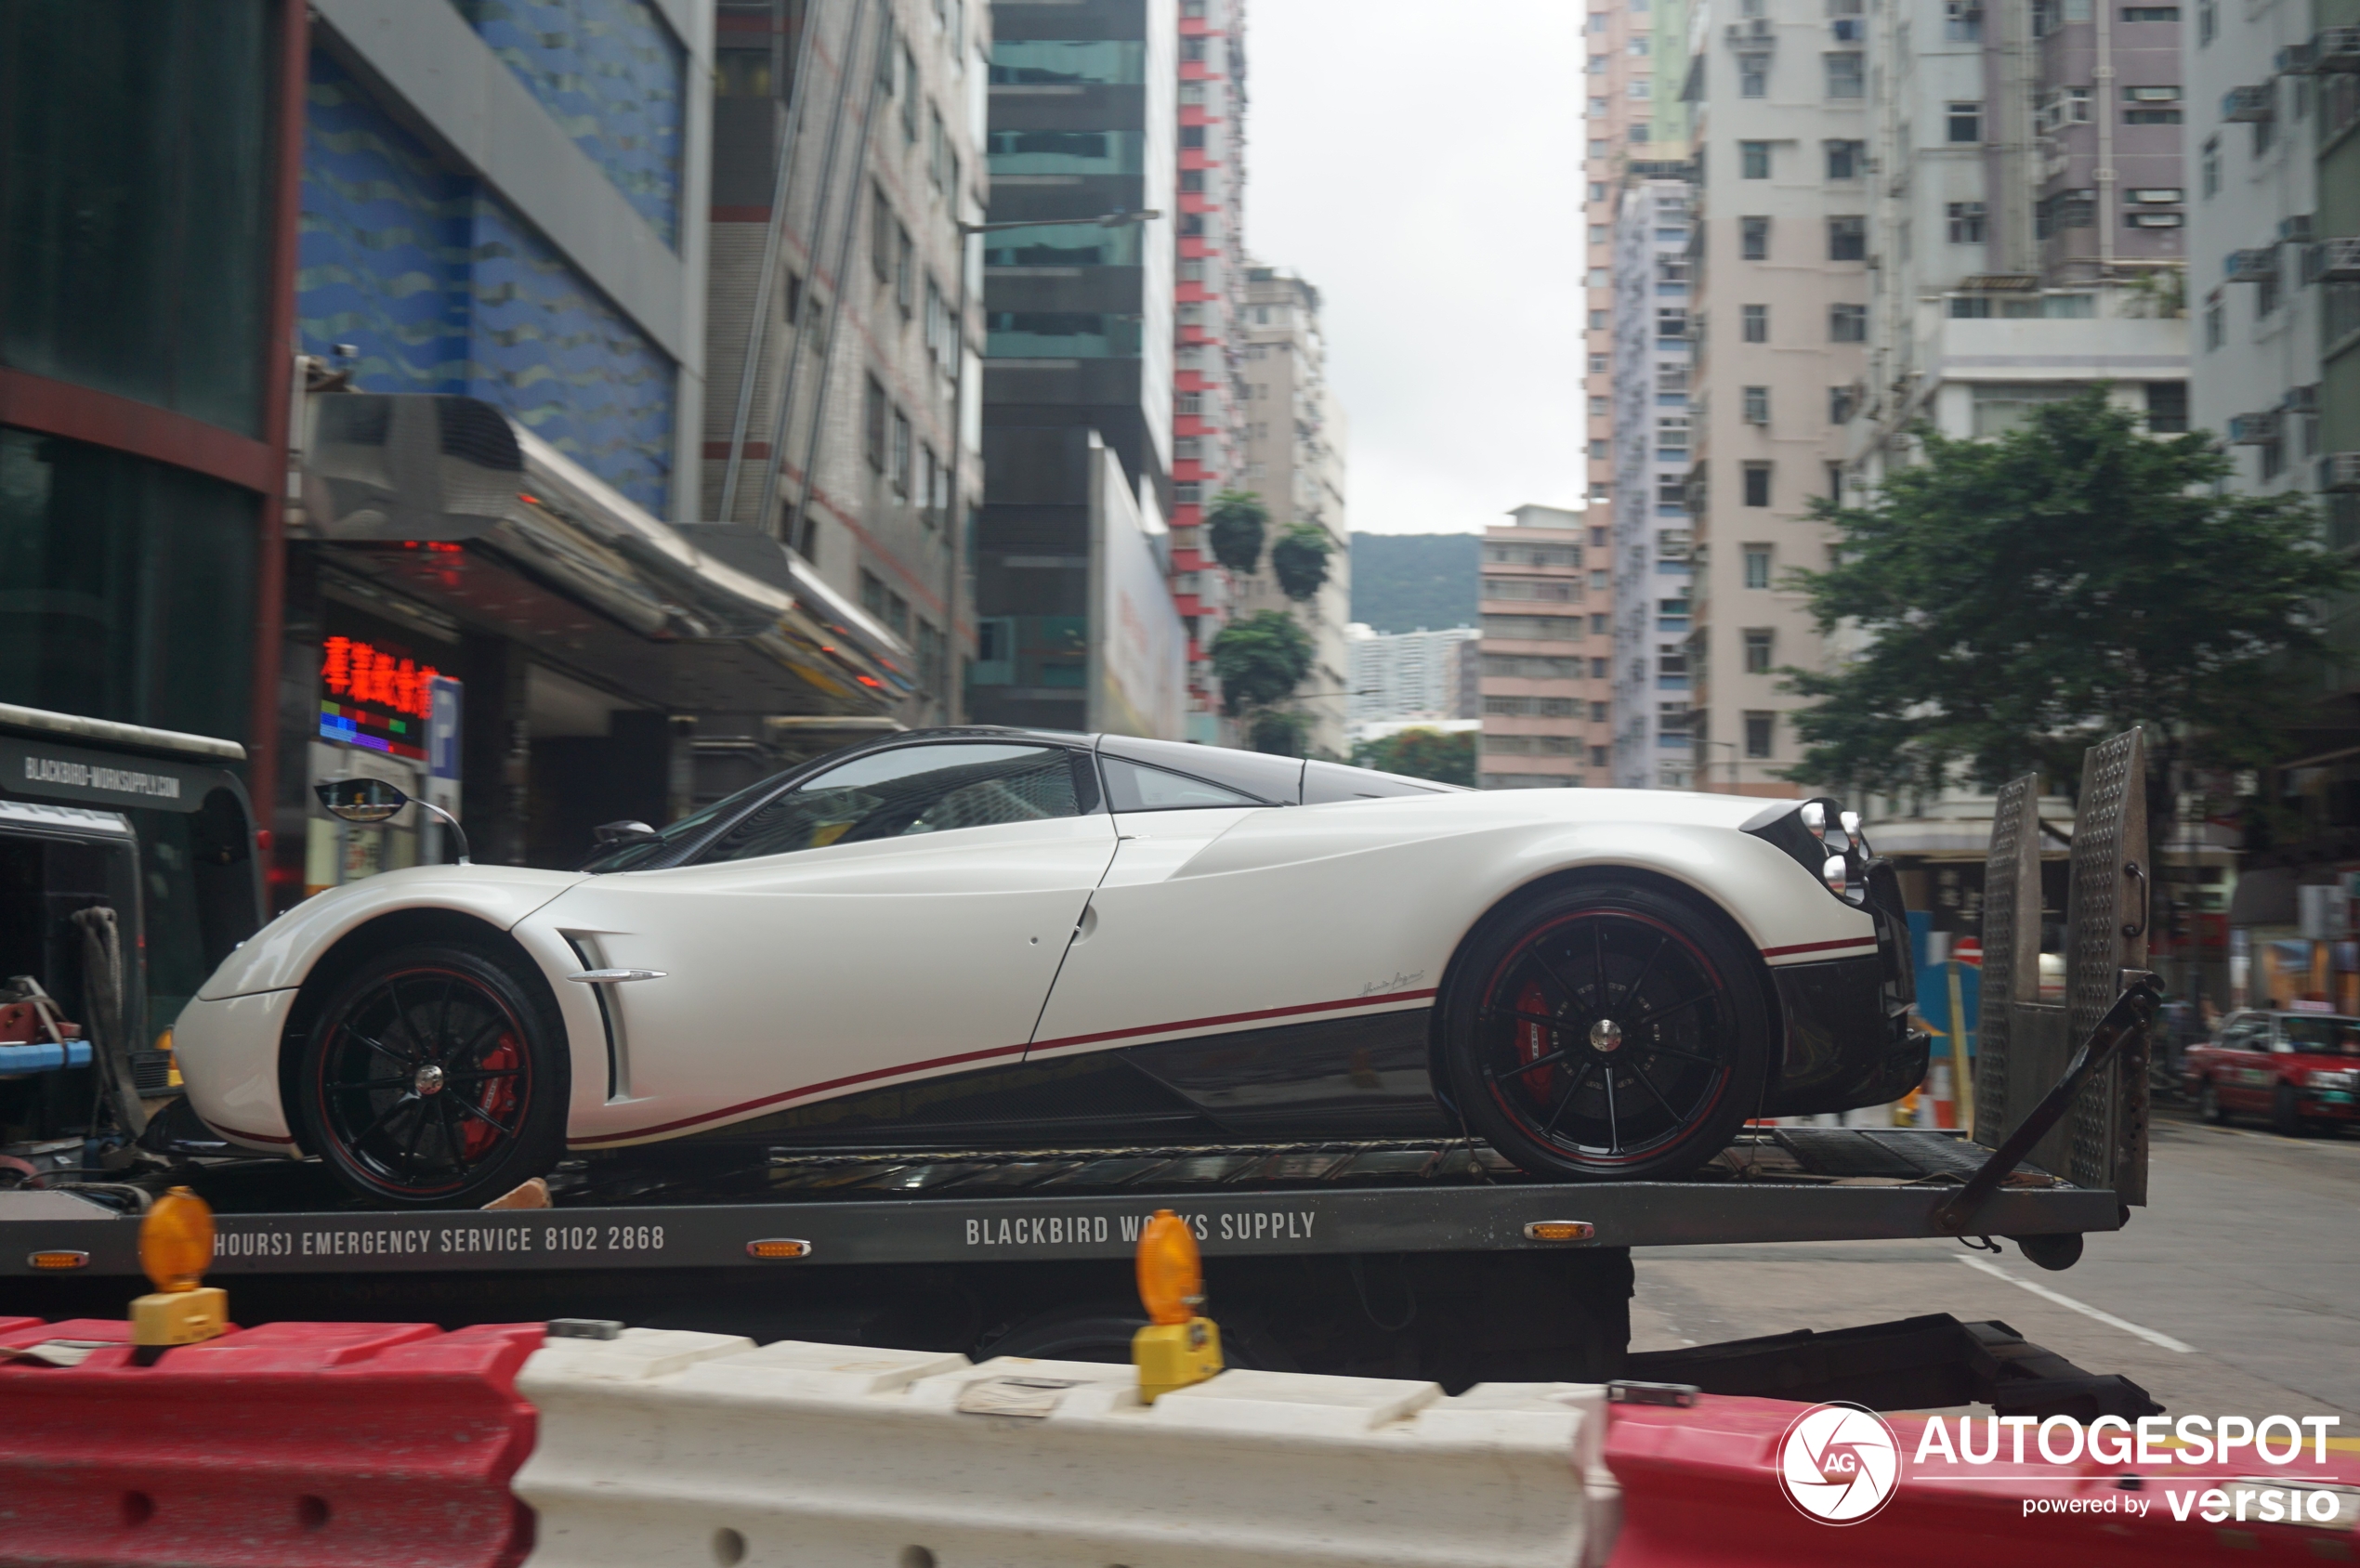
[2186,1008,2360,1135]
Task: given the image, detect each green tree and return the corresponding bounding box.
[1206,490,1269,576]
[1270,522,1334,602]
[1786,388,2354,844]
[1249,709,1312,757]
[1351,726,1477,787]
[1210,609,1313,715]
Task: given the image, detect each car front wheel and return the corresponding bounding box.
[2199,1078,2227,1125]
[1442,882,1768,1182]
[2273,1081,2307,1138]
[295,942,569,1208]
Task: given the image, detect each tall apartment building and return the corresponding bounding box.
[1843,0,2189,486]
[1610,179,1699,789]
[2209,18,2360,984]
[1347,625,1478,734]
[972,0,1180,735]
[704,0,984,728]
[1479,504,1606,788]
[1586,0,1700,514]
[2187,0,2323,501]
[1168,0,1250,739]
[2326,7,2360,529]
[1682,0,1868,796]
[1238,265,1352,757]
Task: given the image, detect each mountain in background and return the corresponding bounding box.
[1348,533,1479,634]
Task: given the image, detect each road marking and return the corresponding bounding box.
[1955,1254,2196,1353]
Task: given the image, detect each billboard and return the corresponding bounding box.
[1086,434,1187,739]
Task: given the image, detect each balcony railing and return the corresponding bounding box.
[2222,85,2276,122]
[2224,246,2280,282]
[2284,26,2360,72]
[2316,237,2360,282]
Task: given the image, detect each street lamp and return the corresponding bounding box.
[940,209,1162,723]
[1693,737,1741,792]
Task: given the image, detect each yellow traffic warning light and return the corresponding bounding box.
[1131,1209,1222,1403]
[1134,1208,1201,1326]
[131,1185,228,1355]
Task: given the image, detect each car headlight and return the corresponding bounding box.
[1750,797,1866,904]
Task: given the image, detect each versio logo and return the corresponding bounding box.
[1777,1402,1903,1524]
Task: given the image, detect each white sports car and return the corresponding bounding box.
[172,730,1922,1207]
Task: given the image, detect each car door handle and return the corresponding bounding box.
[567,969,668,984]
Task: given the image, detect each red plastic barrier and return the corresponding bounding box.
[1604,1393,2360,1566]
[0,1317,544,1568]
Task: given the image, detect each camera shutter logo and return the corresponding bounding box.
[1777,1401,1902,1524]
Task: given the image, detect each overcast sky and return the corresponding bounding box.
[1241,0,1588,536]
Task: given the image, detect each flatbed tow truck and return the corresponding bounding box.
[2,736,2163,1419]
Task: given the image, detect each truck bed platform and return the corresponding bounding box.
[1,1127,2117,1279]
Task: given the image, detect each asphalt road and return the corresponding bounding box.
[1629,1107,2360,1420]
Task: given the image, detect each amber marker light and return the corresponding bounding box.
[745,1238,813,1260]
[1524,1221,1598,1243]
[28,1250,88,1271]
[129,1185,229,1359]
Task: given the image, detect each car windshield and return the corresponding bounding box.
[578,774,786,872]
[2278,1016,2360,1055]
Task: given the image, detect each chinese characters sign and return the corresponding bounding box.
[320,636,445,762]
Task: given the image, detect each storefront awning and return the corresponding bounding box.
[2227,866,2298,928]
[297,395,913,708]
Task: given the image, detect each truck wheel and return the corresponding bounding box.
[1442,882,1767,1182]
[2272,1081,2306,1138]
[2199,1079,2227,1125]
[295,942,569,1208]
[975,1303,1294,1371]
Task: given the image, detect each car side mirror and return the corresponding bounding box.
[594,819,660,846]
[313,777,472,865]
[316,777,410,823]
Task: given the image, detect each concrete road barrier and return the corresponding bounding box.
[514,1330,1614,1568]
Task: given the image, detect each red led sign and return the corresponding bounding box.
[322,637,442,720]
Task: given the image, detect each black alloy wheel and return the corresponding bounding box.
[296,943,568,1208]
[2272,1081,2307,1138]
[2199,1078,2228,1125]
[1444,882,1768,1182]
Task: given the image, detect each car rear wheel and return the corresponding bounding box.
[295,942,568,1208]
[1442,882,1768,1182]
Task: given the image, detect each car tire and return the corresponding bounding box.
[2199,1079,2228,1125]
[1441,881,1769,1182]
[2272,1081,2306,1138]
[295,942,569,1209]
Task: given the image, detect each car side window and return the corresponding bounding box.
[1101,756,1267,813]
[698,744,1085,863]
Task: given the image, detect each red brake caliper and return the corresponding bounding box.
[463,1032,521,1159]
[1514,978,1555,1104]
